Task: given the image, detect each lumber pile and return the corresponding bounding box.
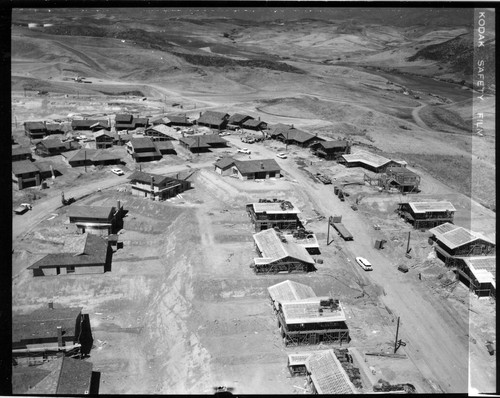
[373,379,416,393]
[334,348,363,389]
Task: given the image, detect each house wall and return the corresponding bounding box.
[75,265,106,274]
[13,172,41,190]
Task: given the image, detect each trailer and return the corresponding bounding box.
[333,223,353,241]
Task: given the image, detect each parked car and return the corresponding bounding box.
[111,168,124,176]
[237,148,251,154]
[276,153,287,159]
[356,257,373,271]
[14,203,32,215]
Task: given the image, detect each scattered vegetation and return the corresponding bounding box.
[418,105,471,134]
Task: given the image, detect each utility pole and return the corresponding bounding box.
[326,216,331,245]
[84,150,87,173]
[394,317,400,353]
[286,131,288,151]
[197,135,200,156]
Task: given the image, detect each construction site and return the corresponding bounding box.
[11,7,496,396]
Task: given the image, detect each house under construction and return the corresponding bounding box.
[252,229,316,274]
[246,199,302,231]
[364,166,420,193]
[305,349,358,394]
[455,256,496,298]
[268,280,350,346]
[397,201,456,229]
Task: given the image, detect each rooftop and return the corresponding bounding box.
[268,280,316,308]
[12,160,39,175]
[251,201,300,214]
[146,124,177,136]
[197,110,229,125]
[342,150,393,169]
[12,146,32,156]
[154,140,175,150]
[233,158,281,174]
[278,128,319,143]
[128,170,182,186]
[228,113,252,124]
[314,140,349,149]
[253,228,314,266]
[67,205,115,220]
[242,119,265,127]
[386,166,418,177]
[408,201,456,214]
[129,137,156,149]
[165,114,191,124]
[429,222,495,250]
[12,306,82,343]
[25,121,46,130]
[305,349,357,394]
[28,233,109,269]
[281,297,347,325]
[214,157,236,169]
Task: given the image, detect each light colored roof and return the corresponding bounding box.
[214,157,235,169]
[305,349,357,394]
[461,256,496,287]
[12,160,39,175]
[283,233,319,250]
[280,297,347,325]
[409,201,456,213]
[67,205,114,220]
[268,280,316,306]
[146,124,177,136]
[253,229,314,265]
[251,201,300,214]
[288,351,323,366]
[429,222,495,250]
[62,234,88,255]
[342,150,392,169]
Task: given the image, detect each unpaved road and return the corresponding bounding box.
[224,135,488,393]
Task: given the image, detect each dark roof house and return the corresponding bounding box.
[196,111,229,129]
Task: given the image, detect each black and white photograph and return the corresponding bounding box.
[9,5,496,395]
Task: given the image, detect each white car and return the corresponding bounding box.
[356,257,373,271]
[238,148,251,154]
[111,168,124,176]
[276,153,287,159]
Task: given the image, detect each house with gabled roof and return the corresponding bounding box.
[144,124,178,141]
[267,280,350,346]
[115,114,149,130]
[164,114,192,126]
[12,146,33,162]
[180,134,229,152]
[242,118,268,131]
[305,350,358,394]
[126,137,162,162]
[128,170,191,201]
[62,149,122,167]
[28,233,112,276]
[227,113,253,130]
[35,138,76,157]
[68,201,123,235]
[275,128,324,148]
[455,256,496,298]
[12,160,58,189]
[196,111,229,130]
[310,140,351,160]
[232,159,281,180]
[95,130,115,149]
[71,119,110,131]
[252,228,315,274]
[12,303,93,357]
[46,123,64,135]
[154,140,176,155]
[24,121,47,139]
[429,222,495,264]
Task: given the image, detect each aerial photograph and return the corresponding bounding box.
[10,6,495,395]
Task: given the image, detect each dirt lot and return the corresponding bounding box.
[11,11,496,395]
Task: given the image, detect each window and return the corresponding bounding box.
[67,266,75,273]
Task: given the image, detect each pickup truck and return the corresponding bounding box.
[14,203,32,215]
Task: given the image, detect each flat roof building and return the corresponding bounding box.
[268,280,350,346]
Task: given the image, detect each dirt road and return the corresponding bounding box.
[223,135,473,393]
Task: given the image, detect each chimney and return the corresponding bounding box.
[200,112,202,117]
[48,302,53,309]
[258,116,261,121]
[260,162,264,170]
[291,124,294,129]
[57,326,63,347]
[117,200,121,211]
